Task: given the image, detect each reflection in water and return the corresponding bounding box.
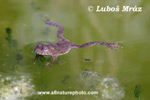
[5,28,12,34]
[11,40,18,48]
[0,73,35,100]
[5,28,12,47]
[16,52,23,64]
[134,84,142,100]
[5,28,18,48]
[5,27,23,65]
[80,70,124,100]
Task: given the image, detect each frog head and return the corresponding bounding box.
[34,43,49,55]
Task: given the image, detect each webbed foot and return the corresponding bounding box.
[108,42,123,50]
[45,56,58,67]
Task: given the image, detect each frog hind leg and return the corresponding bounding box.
[71,42,122,50]
[45,20,69,42]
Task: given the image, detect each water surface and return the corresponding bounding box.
[0,0,150,100]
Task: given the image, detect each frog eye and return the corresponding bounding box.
[36,44,43,48]
[41,46,47,50]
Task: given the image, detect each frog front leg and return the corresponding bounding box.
[33,54,44,64]
[46,56,58,67]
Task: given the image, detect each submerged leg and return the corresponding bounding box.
[33,54,45,64]
[71,42,122,50]
[46,56,58,67]
[45,20,69,42]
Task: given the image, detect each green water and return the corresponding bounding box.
[0,0,150,100]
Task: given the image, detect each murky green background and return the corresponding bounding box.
[0,0,150,100]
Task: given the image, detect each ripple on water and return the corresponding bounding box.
[80,70,125,100]
[100,78,124,100]
[80,70,103,87]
